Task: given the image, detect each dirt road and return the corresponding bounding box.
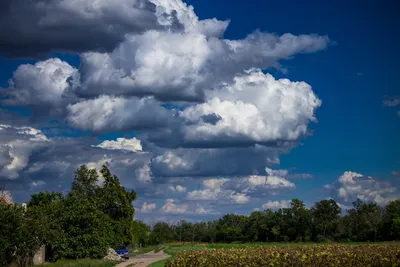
[114,250,170,267]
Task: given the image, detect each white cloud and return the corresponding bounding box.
[77,27,328,102]
[137,202,157,213]
[230,193,250,204]
[203,178,230,189]
[265,167,289,177]
[229,173,295,194]
[0,125,48,179]
[262,200,290,210]
[383,96,400,107]
[186,188,221,201]
[95,137,142,152]
[151,0,229,37]
[169,185,187,193]
[186,178,229,201]
[67,95,174,132]
[264,176,296,189]
[136,164,152,183]
[186,169,295,203]
[152,151,190,173]
[328,171,398,205]
[3,59,78,111]
[180,69,321,145]
[194,206,218,215]
[30,180,46,189]
[160,198,188,214]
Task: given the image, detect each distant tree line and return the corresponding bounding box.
[143,198,400,245]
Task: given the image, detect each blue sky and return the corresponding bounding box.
[0,0,399,222]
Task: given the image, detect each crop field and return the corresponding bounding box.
[164,244,400,267]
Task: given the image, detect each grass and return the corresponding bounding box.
[35,259,119,267]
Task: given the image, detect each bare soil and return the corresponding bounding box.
[114,250,169,267]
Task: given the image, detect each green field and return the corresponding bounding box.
[148,242,400,267]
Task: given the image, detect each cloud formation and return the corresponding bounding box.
[0,0,337,221]
[137,202,157,213]
[186,167,295,204]
[95,137,143,152]
[1,58,78,116]
[383,96,400,107]
[262,200,290,210]
[179,69,321,147]
[67,95,175,132]
[326,171,398,205]
[77,31,328,102]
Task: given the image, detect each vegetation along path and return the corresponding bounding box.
[115,250,170,267]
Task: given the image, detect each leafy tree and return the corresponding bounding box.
[24,165,137,260]
[70,165,99,198]
[271,226,280,242]
[0,203,42,266]
[132,221,151,246]
[151,222,173,244]
[97,165,137,246]
[217,214,248,242]
[382,200,400,240]
[282,199,311,241]
[312,199,341,239]
[27,191,65,261]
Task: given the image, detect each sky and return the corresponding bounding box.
[0,0,399,223]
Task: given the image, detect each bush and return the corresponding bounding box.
[0,204,42,266]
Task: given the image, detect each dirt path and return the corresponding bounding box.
[114,250,170,267]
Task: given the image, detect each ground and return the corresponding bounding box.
[115,250,170,267]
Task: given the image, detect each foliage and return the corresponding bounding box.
[151,222,174,244]
[165,244,400,267]
[132,221,151,247]
[0,203,42,267]
[24,165,137,260]
[35,259,119,267]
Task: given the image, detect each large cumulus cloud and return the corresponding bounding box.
[76,30,328,102]
[1,58,78,116]
[178,69,321,147]
[66,95,177,132]
[0,0,337,221]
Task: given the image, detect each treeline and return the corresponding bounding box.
[137,199,400,245]
[1,165,136,266]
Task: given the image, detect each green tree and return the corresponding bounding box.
[0,203,42,266]
[312,199,341,239]
[132,221,151,246]
[27,191,65,261]
[282,199,311,241]
[97,165,137,246]
[271,226,280,242]
[382,200,400,240]
[151,222,173,244]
